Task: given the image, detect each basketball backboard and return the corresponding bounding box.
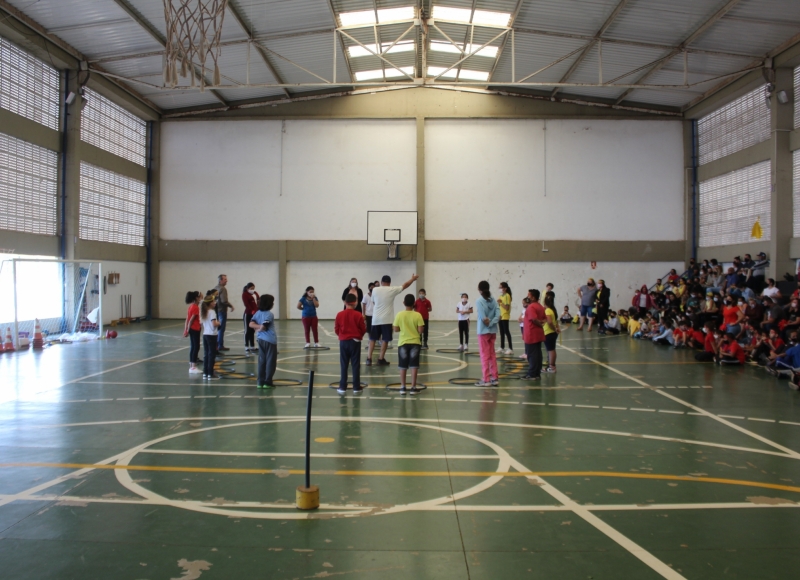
[367,211,418,245]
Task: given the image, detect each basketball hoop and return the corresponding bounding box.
[163,0,229,90]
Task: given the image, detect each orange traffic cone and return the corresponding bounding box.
[2,327,14,353]
[32,319,44,350]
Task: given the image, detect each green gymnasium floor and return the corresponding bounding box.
[1,320,800,580]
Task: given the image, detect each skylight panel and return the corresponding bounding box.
[427,67,489,81]
[348,41,415,58]
[429,41,498,57]
[339,7,415,27]
[433,6,511,26]
[355,67,414,81]
[457,69,490,81]
[472,10,511,27]
[427,66,458,79]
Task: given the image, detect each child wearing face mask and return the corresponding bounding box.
[560,305,572,325]
[242,282,260,353]
[518,297,531,359]
[414,289,433,349]
[297,286,320,348]
[456,293,473,351]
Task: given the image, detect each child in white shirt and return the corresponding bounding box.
[456,293,473,351]
[518,297,531,359]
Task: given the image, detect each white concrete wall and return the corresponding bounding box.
[160,119,416,241]
[286,261,417,320]
[158,261,280,319]
[102,260,146,325]
[425,119,684,241]
[422,261,683,321]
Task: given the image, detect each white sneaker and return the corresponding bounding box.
[463,345,468,351]
[504,349,513,355]
[314,343,320,348]
[304,343,310,349]
[495,347,503,353]
[474,380,491,387]
[189,367,202,374]
[458,344,464,351]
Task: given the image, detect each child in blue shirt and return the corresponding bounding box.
[249,294,277,388]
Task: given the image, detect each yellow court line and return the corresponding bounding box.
[2,463,800,494]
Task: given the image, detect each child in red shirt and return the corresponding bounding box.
[718,334,745,364]
[183,291,202,374]
[414,289,432,349]
[334,294,367,395]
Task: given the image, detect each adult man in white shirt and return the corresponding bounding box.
[367,273,419,366]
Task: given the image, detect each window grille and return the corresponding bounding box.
[697,85,770,165]
[81,88,147,166]
[0,36,59,131]
[794,150,800,237]
[0,132,58,235]
[79,162,146,246]
[795,66,800,130]
[699,161,771,247]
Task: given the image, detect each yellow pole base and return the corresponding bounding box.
[296,485,320,510]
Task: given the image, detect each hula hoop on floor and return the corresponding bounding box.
[216,359,236,366]
[448,378,483,385]
[496,372,522,379]
[214,368,235,375]
[328,382,368,389]
[465,351,481,358]
[219,372,255,379]
[304,346,331,351]
[216,354,248,360]
[436,348,463,354]
[384,383,427,392]
[272,378,303,386]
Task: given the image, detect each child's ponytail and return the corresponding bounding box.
[478,280,491,300]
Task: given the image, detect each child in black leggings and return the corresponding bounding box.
[498,282,514,354]
[456,293,473,352]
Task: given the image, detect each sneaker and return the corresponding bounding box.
[504,349,513,355]
[353,388,364,395]
[544,367,557,373]
[421,345,428,350]
[219,347,230,351]
[263,383,275,389]
[304,343,311,349]
[495,347,503,353]
[189,367,202,374]
[202,374,208,379]
[458,344,464,351]
[463,345,469,351]
[314,343,321,348]
[519,354,527,360]
[337,388,347,395]
[366,359,372,366]
[409,387,421,395]
[474,380,491,387]
[490,379,499,387]
[521,375,541,381]
[398,387,408,396]
[377,359,390,366]
[207,374,221,381]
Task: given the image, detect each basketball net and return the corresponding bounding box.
[163,0,229,91]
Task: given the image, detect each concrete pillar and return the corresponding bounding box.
[61,72,82,261]
[278,240,288,320]
[769,68,795,280]
[683,120,696,267]
[416,116,426,288]
[148,122,161,318]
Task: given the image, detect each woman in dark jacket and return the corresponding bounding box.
[242,282,260,353]
[595,280,611,334]
[341,277,364,313]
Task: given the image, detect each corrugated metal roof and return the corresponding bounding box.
[3,0,798,111]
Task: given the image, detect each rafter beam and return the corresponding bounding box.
[551,0,630,97]
[487,0,524,82]
[226,1,290,97]
[614,0,742,105]
[111,0,229,106]
[325,0,354,83]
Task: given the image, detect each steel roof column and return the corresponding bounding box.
[769,68,795,280]
[416,116,425,288]
[62,72,82,261]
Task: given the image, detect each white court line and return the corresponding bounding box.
[558,343,800,460]
[509,455,686,579]
[139,449,498,460]
[32,415,795,459]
